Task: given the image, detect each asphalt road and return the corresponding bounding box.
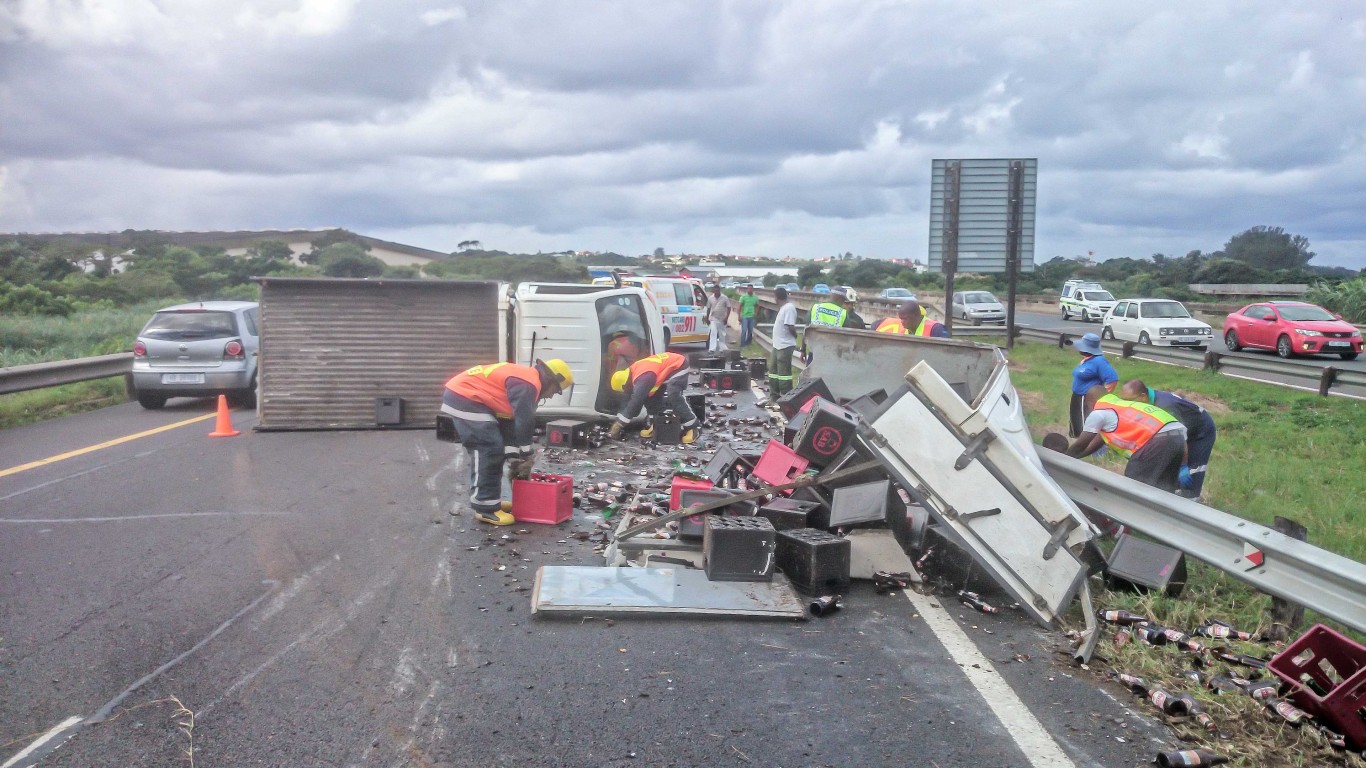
[1,395,1172,767]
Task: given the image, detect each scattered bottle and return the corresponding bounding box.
[1264,697,1310,726]
[957,590,999,614]
[1193,623,1253,641]
[1180,669,1204,687]
[1110,671,1148,695]
[1096,608,1151,626]
[1205,674,1243,695]
[808,595,842,617]
[1155,749,1229,767]
[1243,680,1280,701]
[913,547,935,571]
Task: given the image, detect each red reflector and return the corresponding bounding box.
[224,340,244,357]
[133,341,147,357]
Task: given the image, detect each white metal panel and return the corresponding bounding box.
[865,361,1088,625]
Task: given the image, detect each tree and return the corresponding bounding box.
[1221,226,1314,272]
[457,240,482,251]
[796,262,824,288]
[304,229,368,265]
[762,272,781,288]
[315,242,386,278]
[653,247,666,259]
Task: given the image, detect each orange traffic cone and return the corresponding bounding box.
[209,394,240,437]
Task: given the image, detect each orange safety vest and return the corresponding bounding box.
[629,352,688,396]
[1092,394,1178,459]
[875,316,942,336]
[445,362,542,419]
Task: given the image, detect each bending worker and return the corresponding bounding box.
[1121,379,1217,499]
[875,299,950,337]
[441,359,574,525]
[609,351,699,444]
[1065,385,1187,493]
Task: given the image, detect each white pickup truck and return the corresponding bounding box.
[1059,280,1116,322]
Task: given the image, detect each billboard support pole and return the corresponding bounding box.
[1005,160,1024,350]
[942,161,961,335]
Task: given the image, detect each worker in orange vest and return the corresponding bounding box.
[441,359,574,525]
[608,352,699,444]
[874,300,950,338]
[1065,385,1188,493]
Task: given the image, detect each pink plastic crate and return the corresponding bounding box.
[1268,624,1366,748]
[751,440,811,494]
[670,476,714,511]
[511,473,573,524]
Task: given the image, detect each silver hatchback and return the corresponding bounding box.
[131,301,260,409]
[951,291,1006,325]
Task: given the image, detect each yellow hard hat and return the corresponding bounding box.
[611,369,630,392]
[541,358,574,391]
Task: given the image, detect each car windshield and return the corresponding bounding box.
[1089,291,1115,302]
[1140,301,1191,319]
[1278,305,1337,322]
[142,311,238,340]
[965,292,996,304]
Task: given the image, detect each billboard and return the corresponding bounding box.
[928,158,1037,274]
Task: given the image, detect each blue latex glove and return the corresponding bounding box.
[1178,465,1193,489]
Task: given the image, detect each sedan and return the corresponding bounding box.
[951,291,1006,325]
[812,283,831,294]
[879,287,917,300]
[1223,301,1362,360]
[1102,299,1213,349]
[131,301,261,409]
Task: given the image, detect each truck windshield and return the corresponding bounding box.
[1089,291,1115,302]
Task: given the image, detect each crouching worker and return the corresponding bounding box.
[1066,385,1187,493]
[608,352,698,444]
[442,359,574,525]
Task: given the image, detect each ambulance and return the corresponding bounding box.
[593,274,712,345]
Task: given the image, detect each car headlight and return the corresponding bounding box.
[1295,329,1323,337]
[1203,327,1212,335]
[1160,328,1171,336]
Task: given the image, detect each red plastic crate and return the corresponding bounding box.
[1268,623,1366,748]
[511,473,573,524]
[670,476,714,511]
[751,439,811,495]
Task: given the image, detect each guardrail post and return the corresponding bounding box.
[1203,350,1220,371]
[1318,366,1338,397]
[1267,516,1308,641]
[1121,341,1135,359]
[1057,333,1071,350]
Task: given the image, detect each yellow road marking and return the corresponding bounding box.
[0,413,217,479]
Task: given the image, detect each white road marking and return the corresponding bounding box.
[1,716,82,768]
[902,589,1076,768]
[258,559,333,623]
[389,648,418,698]
[0,511,293,524]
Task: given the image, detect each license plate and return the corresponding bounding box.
[1327,342,1350,348]
[162,373,205,384]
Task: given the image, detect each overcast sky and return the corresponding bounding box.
[2,1,1363,268]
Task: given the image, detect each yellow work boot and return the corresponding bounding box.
[681,427,698,445]
[474,509,516,526]
[639,425,655,439]
[498,500,514,513]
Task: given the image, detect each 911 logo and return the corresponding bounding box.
[811,426,843,455]
[672,315,697,333]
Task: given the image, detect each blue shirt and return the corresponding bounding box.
[1151,388,1216,440]
[1071,354,1118,395]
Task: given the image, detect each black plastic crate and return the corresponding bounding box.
[776,528,851,594]
[745,357,768,380]
[543,418,589,448]
[684,391,707,423]
[792,398,860,467]
[783,411,807,446]
[842,388,888,420]
[756,498,822,531]
[776,377,834,418]
[704,445,756,488]
[703,369,750,391]
[704,516,776,582]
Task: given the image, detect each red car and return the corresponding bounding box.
[1223,301,1362,360]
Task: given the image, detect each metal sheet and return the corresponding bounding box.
[929,158,1037,273]
[531,566,807,618]
[256,277,501,430]
[863,361,1090,626]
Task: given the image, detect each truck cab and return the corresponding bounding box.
[512,282,668,420]
[1060,280,1115,322]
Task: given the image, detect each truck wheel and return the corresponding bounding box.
[1101,327,1114,340]
[1060,307,1069,321]
[1081,309,1091,322]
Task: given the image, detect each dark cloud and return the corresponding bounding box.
[1,1,1363,267]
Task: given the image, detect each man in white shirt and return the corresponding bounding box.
[1066,385,1188,492]
[707,284,733,352]
[767,286,799,400]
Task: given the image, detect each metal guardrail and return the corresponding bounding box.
[1040,450,1366,634]
[0,353,133,396]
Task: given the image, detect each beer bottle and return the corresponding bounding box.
[958,590,1000,614]
[1110,671,1148,695]
[1193,623,1253,641]
[1155,749,1229,767]
[1243,680,1279,701]
[1096,608,1151,626]
[1264,697,1309,726]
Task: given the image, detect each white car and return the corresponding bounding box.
[1102,299,1213,349]
[1060,284,1116,322]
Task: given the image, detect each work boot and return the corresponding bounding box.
[499,500,514,513]
[681,427,698,445]
[639,425,655,439]
[473,509,515,526]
